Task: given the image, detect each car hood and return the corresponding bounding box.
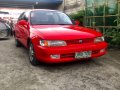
[31,25,102,40]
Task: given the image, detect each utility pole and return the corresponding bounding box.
[63,0,65,12]
[33,2,38,9]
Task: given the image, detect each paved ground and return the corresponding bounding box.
[0,38,120,90]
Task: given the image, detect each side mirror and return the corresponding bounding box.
[19,20,30,29]
[74,20,80,25]
[18,20,27,25]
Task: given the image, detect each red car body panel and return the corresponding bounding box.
[14,10,108,63]
[34,42,107,63]
[31,25,102,40]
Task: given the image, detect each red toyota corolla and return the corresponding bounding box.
[14,9,108,66]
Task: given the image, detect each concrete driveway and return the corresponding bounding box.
[0,38,120,90]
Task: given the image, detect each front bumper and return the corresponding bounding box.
[34,42,108,63]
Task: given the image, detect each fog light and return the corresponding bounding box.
[100,49,105,53]
[50,54,60,59]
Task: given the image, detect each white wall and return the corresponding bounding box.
[59,0,85,14]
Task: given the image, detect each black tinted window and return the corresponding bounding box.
[18,12,25,21]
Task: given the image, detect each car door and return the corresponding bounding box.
[15,12,25,42]
[18,12,30,47]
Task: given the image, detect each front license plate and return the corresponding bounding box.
[75,51,92,59]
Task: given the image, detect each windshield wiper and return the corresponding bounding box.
[57,24,73,25]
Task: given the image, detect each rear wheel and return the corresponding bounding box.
[29,42,39,66]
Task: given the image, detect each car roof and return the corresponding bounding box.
[28,9,61,12]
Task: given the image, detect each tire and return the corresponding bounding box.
[15,39,22,47]
[28,42,39,66]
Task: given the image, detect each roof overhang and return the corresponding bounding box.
[0,0,63,9]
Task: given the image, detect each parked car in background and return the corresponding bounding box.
[0,18,10,39]
[14,9,108,66]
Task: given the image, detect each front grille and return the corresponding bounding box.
[66,38,94,45]
[61,53,75,58]
[92,50,100,54]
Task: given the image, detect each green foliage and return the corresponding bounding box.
[111,32,120,45]
[94,5,104,16]
[105,17,120,47]
[69,10,85,24]
[105,28,120,47]
[85,3,119,47]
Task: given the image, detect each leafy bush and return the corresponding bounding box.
[105,28,120,47]
[105,17,120,48]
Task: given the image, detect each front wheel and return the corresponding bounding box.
[15,39,22,47]
[29,43,39,66]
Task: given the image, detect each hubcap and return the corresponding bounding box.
[29,44,34,62]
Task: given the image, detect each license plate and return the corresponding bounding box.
[75,51,92,59]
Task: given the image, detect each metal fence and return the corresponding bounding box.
[84,0,120,34]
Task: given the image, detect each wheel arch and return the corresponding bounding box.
[27,38,31,48]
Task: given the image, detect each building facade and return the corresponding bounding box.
[63,0,85,14]
[0,0,86,13]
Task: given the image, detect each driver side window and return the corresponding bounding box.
[18,12,29,22]
[18,12,25,22]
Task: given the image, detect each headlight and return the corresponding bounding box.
[94,36,104,43]
[40,40,67,46]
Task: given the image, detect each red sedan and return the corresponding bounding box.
[14,9,108,66]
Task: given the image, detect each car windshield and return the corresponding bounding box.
[30,10,73,25]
